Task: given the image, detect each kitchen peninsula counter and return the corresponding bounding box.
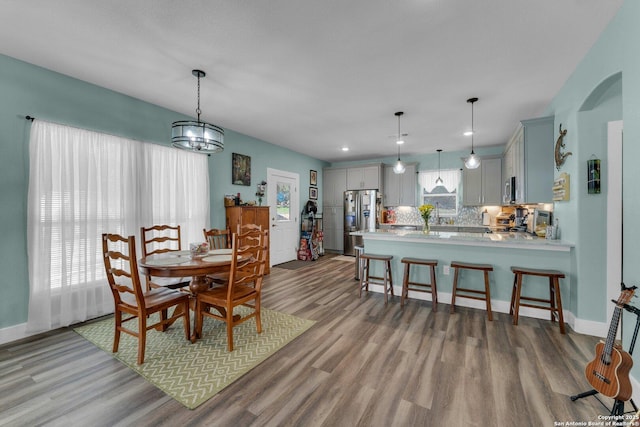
[352,230,575,323]
[352,230,573,252]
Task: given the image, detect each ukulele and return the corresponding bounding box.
[584,285,636,401]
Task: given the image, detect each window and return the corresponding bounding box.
[27,121,209,332]
[276,181,291,220]
[418,169,461,217]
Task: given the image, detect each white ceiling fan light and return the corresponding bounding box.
[393,111,406,174]
[464,97,480,169]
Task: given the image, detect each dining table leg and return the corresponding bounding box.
[188,275,211,342]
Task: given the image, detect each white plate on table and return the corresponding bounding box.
[202,254,242,263]
[144,257,191,266]
[173,250,192,256]
[208,248,232,255]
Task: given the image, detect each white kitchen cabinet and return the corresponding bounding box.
[322,205,344,252]
[462,157,502,206]
[521,116,554,203]
[482,158,503,205]
[322,168,346,252]
[346,164,382,190]
[504,126,524,203]
[322,168,347,207]
[383,163,417,206]
[504,116,554,204]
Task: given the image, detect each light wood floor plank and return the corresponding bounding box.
[0,254,611,426]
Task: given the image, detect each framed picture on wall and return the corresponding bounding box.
[309,187,318,200]
[232,153,251,186]
[310,170,317,186]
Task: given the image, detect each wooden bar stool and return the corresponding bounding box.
[510,266,566,334]
[401,257,438,311]
[360,253,394,304]
[354,245,365,281]
[450,261,494,320]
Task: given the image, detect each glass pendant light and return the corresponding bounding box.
[393,111,406,174]
[464,97,480,169]
[172,69,224,154]
[435,149,444,185]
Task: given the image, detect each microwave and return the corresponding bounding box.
[528,209,552,235]
[504,176,516,204]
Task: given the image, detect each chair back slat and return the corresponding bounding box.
[140,224,182,257]
[102,233,145,307]
[227,229,268,299]
[140,224,186,290]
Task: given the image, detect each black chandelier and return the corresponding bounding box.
[171,69,224,154]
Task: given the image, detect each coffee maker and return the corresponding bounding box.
[513,207,529,231]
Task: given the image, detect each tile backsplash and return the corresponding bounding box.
[386,206,488,226]
[384,203,553,227]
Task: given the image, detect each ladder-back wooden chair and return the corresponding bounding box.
[203,228,231,250]
[205,224,262,285]
[102,233,191,364]
[195,228,268,351]
[140,224,190,290]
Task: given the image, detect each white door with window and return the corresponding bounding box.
[267,168,300,265]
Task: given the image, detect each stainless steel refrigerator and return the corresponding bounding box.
[344,189,379,256]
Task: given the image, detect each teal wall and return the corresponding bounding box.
[207,128,328,230]
[0,54,327,329]
[545,1,635,321]
[541,0,639,376]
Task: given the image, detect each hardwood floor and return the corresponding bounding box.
[0,254,625,426]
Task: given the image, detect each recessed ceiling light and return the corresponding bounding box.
[342,147,349,152]
[463,131,474,136]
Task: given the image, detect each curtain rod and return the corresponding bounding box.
[22,115,212,157]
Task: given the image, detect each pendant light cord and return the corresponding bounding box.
[196,73,202,122]
[466,97,478,154]
[396,111,404,160]
[471,103,474,153]
[470,98,475,154]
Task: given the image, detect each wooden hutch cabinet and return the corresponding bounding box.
[225,206,270,274]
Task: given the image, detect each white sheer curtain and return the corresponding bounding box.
[27,121,209,333]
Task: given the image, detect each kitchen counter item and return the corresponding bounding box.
[529,209,552,236]
[379,223,419,231]
[482,210,491,226]
[496,212,511,228]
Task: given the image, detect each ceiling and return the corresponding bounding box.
[1,0,623,162]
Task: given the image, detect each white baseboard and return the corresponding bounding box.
[366,284,609,338]
[0,322,34,346]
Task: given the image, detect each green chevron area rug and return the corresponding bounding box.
[74,307,315,409]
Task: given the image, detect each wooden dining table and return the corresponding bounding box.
[139,249,242,342]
